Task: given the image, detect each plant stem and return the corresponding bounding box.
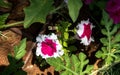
[90,65,108,75]
[107,27,111,53]
[0,21,24,29]
[90,61,120,75]
[106,25,111,65]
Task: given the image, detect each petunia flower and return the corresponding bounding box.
[36,33,64,59]
[106,0,120,24]
[76,19,94,45]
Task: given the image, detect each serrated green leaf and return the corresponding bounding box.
[14,38,26,60]
[68,0,83,22]
[101,10,109,25]
[83,65,93,74]
[71,55,80,73]
[101,29,107,35]
[78,53,89,70]
[101,47,108,58]
[64,55,71,68]
[78,52,86,61]
[100,38,108,46]
[113,34,120,43]
[106,56,113,64]
[0,13,9,25]
[95,50,103,58]
[110,25,118,35]
[24,0,54,28]
[46,57,64,71]
[107,19,113,28]
[78,53,92,75]
[64,55,72,75]
[95,47,108,59]
[47,52,93,75]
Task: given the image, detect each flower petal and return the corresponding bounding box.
[76,19,94,45]
[36,33,64,59]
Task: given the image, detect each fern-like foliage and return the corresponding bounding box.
[46,52,93,75]
[95,10,120,66]
[0,13,9,25]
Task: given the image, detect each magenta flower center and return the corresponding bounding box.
[41,39,57,56]
[80,23,92,40]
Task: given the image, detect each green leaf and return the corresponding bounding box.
[68,0,83,22]
[14,38,26,60]
[0,13,9,25]
[95,47,107,59]
[47,52,93,75]
[101,10,109,25]
[101,29,107,35]
[63,41,68,47]
[68,46,77,52]
[1,55,26,75]
[96,1,107,10]
[101,10,113,28]
[110,25,118,35]
[64,32,69,40]
[24,0,54,28]
[0,0,11,8]
[46,57,64,71]
[78,53,89,75]
[71,55,80,73]
[106,55,114,64]
[100,38,108,46]
[113,34,120,43]
[95,50,103,58]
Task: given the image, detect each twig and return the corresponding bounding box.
[22,23,49,69]
[22,42,36,69]
[90,61,120,75]
[90,65,107,75]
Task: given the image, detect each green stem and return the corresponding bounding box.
[107,28,111,53]
[0,21,24,29]
[106,26,111,65]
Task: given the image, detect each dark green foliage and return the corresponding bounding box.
[0,14,9,25]
[96,10,120,65]
[24,0,54,28]
[46,52,93,75]
[0,55,26,75]
[0,38,27,75]
[95,10,120,74]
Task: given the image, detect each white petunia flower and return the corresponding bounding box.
[36,33,64,59]
[76,19,94,45]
